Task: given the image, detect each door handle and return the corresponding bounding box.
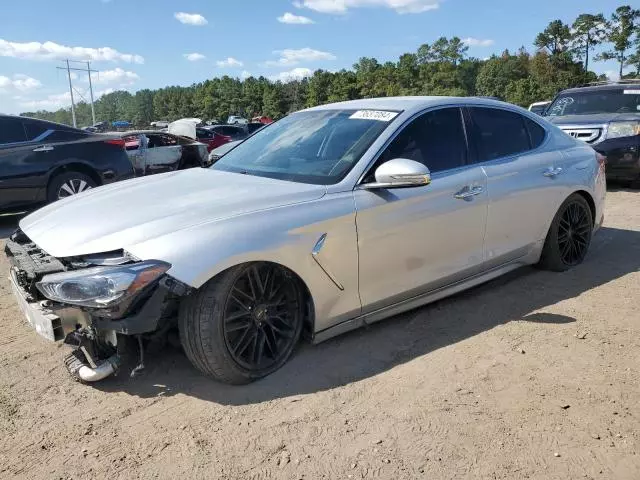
[543,167,563,178]
[454,185,484,200]
[33,145,54,152]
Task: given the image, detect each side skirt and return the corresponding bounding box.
[312,259,529,344]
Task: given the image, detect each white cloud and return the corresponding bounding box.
[0,74,42,93]
[91,68,139,86]
[95,87,116,97]
[270,67,313,82]
[462,37,495,47]
[20,92,72,110]
[295,0,439,14]
[174,12,208,26]
[264,48,335,67]
[240,70,252,79]
[184,52,206,61]
[278,12,315,24]
[0,38,144,63]
[19,87,123,110]
[216,57,243,68]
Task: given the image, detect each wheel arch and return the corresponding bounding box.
[192,260,317,341]
[573,189,596,225]
[47,162,102,190]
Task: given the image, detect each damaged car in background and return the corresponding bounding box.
[5,97,605,385]
[122,131,210,175]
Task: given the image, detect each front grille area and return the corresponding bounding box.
[560,127,602,144]
[5,229,66,297]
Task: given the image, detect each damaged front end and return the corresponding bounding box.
[5,229,191,382]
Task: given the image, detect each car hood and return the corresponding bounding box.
[547,112,640,126]
[19,169,326,258]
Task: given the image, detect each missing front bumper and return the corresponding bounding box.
[9,268,90,341]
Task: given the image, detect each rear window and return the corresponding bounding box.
[524,117,546,149]
[469,107,531,162]
[196,128,213,139]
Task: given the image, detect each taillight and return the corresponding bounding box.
[104,138,126,149]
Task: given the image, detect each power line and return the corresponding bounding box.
[56,60,100,127]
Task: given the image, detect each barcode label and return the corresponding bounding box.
[350,110,399,122]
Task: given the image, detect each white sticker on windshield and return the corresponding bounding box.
[350,110,399,122]
[623,89,640,95]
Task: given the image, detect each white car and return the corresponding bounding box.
[528,101,551,116]
[227,115,248,125]
[6,96,606,385]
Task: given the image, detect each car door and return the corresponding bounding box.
[0,117,39,210]
[466,106,563,266]
[144,134,183,174]
[354,107,489,313]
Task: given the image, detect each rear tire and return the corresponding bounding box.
[537,193,593,272]
[179,263,304,384]
[47,171,96,203]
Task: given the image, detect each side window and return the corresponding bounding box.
[524,117,546,149]
[0,117,28,144]
[469,107,530,162]
[23,120,49,141]
[375,107,467,175]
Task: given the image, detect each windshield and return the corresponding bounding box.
[529,104,548,115]
[546,89,640,117]
[211,109,398,184]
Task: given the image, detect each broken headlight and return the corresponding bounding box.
[36,261,170,308]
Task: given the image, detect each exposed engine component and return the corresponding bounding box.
[64,349,120,383]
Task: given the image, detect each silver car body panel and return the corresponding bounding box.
[17,96,606,341]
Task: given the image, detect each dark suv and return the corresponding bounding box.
[544,81,640,185]
[0,115,134,213]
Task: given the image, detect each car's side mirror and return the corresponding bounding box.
[360,158,431,189]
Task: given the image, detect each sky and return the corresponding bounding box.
[0,0,627,115]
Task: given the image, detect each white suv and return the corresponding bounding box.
[226,115,248,125]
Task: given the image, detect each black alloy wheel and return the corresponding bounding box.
[222,264,301,371]
[538,193,593,272]
[557,200,591,266]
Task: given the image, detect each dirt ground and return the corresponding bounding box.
[0,189,639,480]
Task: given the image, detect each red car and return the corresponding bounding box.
[196,126,247,152]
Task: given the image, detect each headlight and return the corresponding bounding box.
[36,261,170,308]
[606,121,640,140]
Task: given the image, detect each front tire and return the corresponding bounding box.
[179,263,304,384]
[538,194,593,272]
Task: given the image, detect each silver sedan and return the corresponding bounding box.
[6,97,606,384]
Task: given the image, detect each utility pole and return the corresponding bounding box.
[66,60,77,128]
[86,62,96,125]
[57,60,99,128]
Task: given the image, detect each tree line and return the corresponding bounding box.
[22,5,640,127]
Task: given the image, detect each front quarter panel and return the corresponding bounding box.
[125,192,361,333]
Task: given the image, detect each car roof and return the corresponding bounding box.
[0,113,83,131]
[302,96,520,115]
[558,83,640,95]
